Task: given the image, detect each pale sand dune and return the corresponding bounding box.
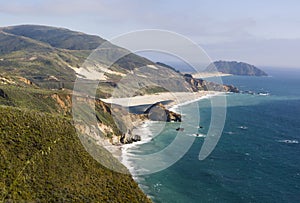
[102,91,219,108]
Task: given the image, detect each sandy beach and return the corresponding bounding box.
[102,91,219,109]
[192,72,232,79]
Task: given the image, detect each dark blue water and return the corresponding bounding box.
[129,68,300,203]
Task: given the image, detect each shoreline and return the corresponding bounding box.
[102,91,224,174]
[98,90,226,201]
[102,91,219,108]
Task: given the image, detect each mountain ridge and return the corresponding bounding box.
[1,24,106,50]
[0,24,154,89]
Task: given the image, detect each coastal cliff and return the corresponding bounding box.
[0,24,240,202]
[184,74,239,93]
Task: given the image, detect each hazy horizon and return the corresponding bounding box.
[1,0,300,68]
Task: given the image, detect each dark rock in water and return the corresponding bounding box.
[120,134,125,144]
[0,89,8,99]
[144,102,181,122]
[223,84,239,93]
[120,130,141,144]
[168,110,182,122]
[176,127,184,131]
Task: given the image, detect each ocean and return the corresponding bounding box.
[122,68,300,203]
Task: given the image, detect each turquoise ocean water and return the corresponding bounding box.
[124,68,300,203]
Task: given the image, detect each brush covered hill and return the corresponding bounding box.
[0,75,151,202]
[206,60,268,76]
[0,106,151,202]
[0,25,153,90]
[0,25,194,98]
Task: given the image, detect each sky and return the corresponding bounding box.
[1,0,300,68]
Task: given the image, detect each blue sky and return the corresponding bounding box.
[1,0,300,68]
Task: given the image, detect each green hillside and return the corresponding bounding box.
[0,106,151,202]
[2,25,106,50]
[0,78,147,202]
[0,25,153,89]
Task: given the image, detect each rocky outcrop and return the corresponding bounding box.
[118,102,181,144]
[18,76,35,85]
[168,110,182,122]
[184,74,239,93]
[0,88,8,98]
[223,84,239,93]
[144,102,181,122]
[51,93,72,114]
[120,129,141,144]
[0,75,15,85]
[96,99,111,114]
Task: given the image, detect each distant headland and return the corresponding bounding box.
[206,60,268,76]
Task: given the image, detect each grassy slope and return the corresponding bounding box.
[0,25,154,87]
[0,106,151,202]
[0,25,189,98]
[1,25,105,51]
[0,82,149,202]
[0,83,121,136]
[0,31,83,85]
[0,84,70,114]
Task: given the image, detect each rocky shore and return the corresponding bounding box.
[119,102,181,144]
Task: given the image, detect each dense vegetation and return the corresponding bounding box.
[0,106,151,202]
[0,75,150,202]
